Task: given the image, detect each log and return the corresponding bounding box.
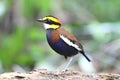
[0,69,120,80]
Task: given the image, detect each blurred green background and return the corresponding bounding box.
[0,0,120,73]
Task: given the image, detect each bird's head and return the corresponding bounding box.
[37,15,61,30]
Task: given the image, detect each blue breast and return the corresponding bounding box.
[46,29,78,57]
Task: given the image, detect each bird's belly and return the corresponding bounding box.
[48,38,78,57]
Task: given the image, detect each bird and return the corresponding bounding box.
[37,15,91,70]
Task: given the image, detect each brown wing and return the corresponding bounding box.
[57,27,83,51]
[57,27,77,41]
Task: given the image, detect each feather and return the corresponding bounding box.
[57,27,83,51]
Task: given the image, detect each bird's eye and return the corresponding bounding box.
[43,19,49,23]
[45,19,52,24]
[47,19,51,22]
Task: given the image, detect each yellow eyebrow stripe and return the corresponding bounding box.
[43,17,61,24]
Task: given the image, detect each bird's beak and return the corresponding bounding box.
[36,19,44,22]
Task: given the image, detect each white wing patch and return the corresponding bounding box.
[60,34,81,51]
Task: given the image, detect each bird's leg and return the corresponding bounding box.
[55,57,72,75]
[63,57,73,71]
[56,57,73,71]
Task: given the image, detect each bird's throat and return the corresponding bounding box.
[43,23,60,30]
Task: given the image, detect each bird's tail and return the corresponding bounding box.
[80,51,91,62]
